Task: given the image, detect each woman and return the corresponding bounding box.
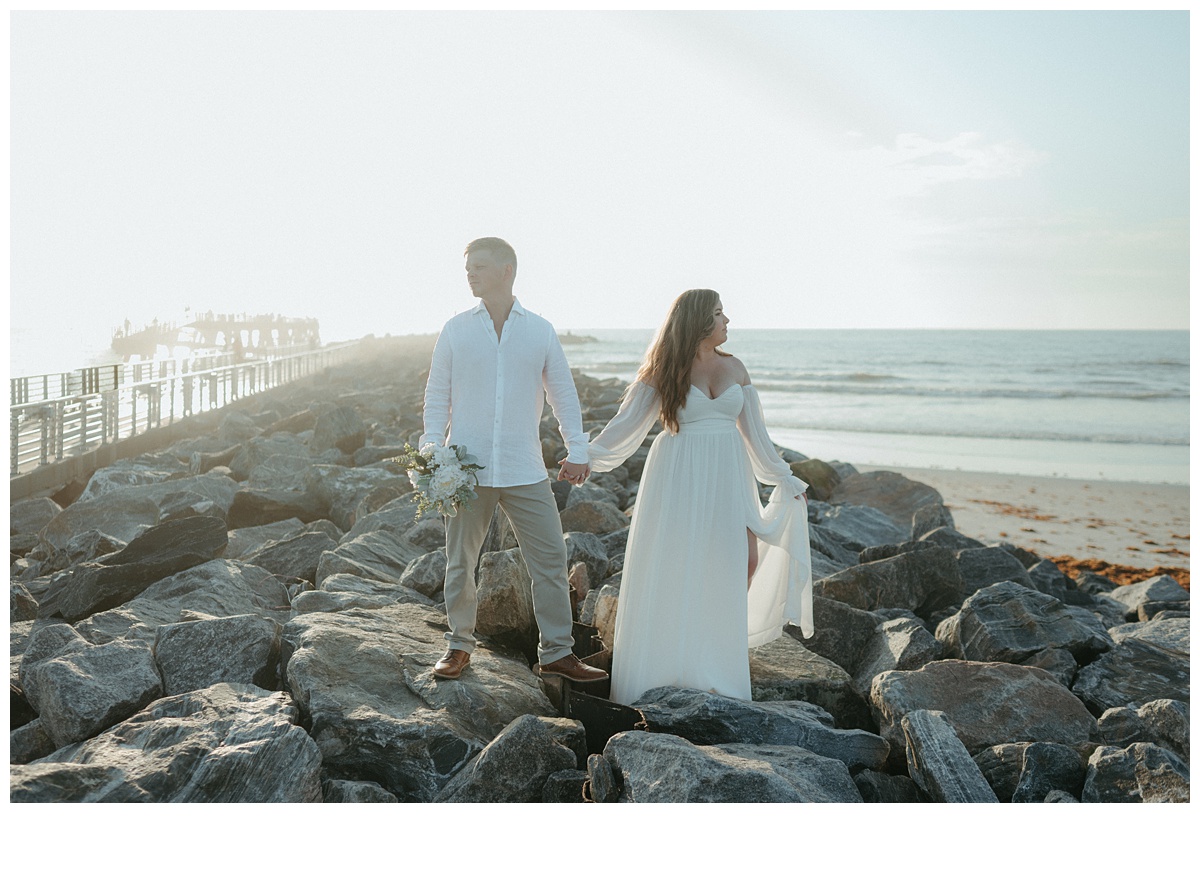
[587,288,813,705]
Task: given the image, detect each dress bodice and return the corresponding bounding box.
[678,384,744,426]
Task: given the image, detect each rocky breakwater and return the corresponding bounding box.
[10,336,1190,803]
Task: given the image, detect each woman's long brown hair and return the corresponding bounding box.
[635,288,730,433]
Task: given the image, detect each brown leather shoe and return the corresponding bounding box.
[433,649,471,679]
[538,653,609,683]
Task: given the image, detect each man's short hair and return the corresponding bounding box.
[464,237,517,274]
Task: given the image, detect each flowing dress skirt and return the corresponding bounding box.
[609,416,761,704]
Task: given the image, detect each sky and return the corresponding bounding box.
[7,8,1191,352]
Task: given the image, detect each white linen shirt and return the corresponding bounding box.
[420,298,589,488]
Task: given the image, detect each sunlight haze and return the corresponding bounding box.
[10,10,1189,346]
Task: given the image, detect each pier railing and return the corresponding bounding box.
[9,342,357,477]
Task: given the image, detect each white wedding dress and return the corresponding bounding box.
[588,380,813,705]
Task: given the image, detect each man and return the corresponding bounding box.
[421,237,609,684]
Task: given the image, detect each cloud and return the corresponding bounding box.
[856,131,1049,197]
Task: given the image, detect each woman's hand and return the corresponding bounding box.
[558,459,591,485]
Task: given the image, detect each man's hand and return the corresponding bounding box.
[558,460,590,486]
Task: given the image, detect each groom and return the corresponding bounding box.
[421,237,609,684]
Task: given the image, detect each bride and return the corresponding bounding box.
[586,288,813,705]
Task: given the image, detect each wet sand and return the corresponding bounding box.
[861,465,1190,586]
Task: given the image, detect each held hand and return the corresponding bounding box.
[558,459,591,486]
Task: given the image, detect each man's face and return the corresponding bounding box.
[465,249,510,298]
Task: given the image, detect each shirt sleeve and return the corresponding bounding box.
[587,380,661,473]
[420,325,452,448]
[542,328,590,465]
[736,385,808,498]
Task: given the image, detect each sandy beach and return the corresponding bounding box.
[861,465,1190,587]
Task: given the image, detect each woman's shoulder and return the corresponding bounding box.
[722,353,751,385]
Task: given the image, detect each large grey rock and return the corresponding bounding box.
[956,546,1035,598]
[154,613,282,695]
[853,769,924,803]
[322,778,399,803]
[399,549,447,598]
[816,504,906,549]
[342,494,422,540]
[603,730,863,803]
[853,616,944,694]
[38,491,161,566]
[282,603,557,802]
[227,486,326,529]
[474,548,538,657]
[565,481,619,509]
[309,405,367,455]
[790,458,841,503]
[870,660,1097,766]
[586,753,620,803]
[1012,742,1086,803]
[243,530,339,584]
[1071,637,1189,717]
[901,709,999,803]
[1109,576,1189,619]
[71,559,291,646]
[1109,616,1189,655]
[10,715,56,763]
[315,528,426,587]
[10,763,149,802]
[1027,559,1075,601]
[291,587,435,615]
[632,687,889,773]
[228,433,312,482]
[814,545,964,621]
[310,464,410,531]
[223,519,306,560]
[404,519,447,551]
[1097,699,1189,760]
[543,769,588,803]
[564,531,611,590]
[10,497,62,536]
[911,503,955,540]
[750,632,872,731]
[11,582,39,622]
[802,596,883,677]
[935,582,1113,664]
[20,635,162,748]
[113,471,240,525]
[807,525,861,574]
[435,714,584,803]
[584,583,621,648]
[41,516,230,622]
[559,500,629,536]
[830,470,944,530]
[77,455,189,501]
[973,742,1032,802]
[1082,743,1190,803]
[21,684,323,802]
[918,526,986,553]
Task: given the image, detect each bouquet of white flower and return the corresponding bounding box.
[389,443,484,518]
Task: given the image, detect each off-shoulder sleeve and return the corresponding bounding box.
[736,385,808,497]
[587,380,661,473]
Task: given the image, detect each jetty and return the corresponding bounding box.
[9,338,358,499]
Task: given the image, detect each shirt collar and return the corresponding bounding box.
[472,297,526,316]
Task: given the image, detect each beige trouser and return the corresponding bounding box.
[442,479,575,664]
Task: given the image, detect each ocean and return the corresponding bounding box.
[8,323,1189,485]
[560,329,1190,486]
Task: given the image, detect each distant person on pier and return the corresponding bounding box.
[421,236,608,686]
